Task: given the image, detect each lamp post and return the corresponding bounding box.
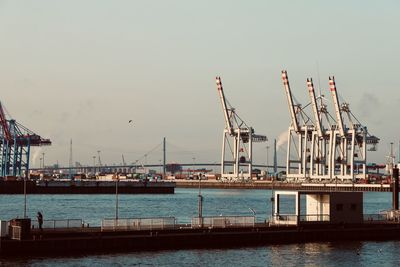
[93,156,96,174]
[192,157,196,179]
[115,177,119,220]
[266,145,270,177]
[198,172,203,228]
[23,175,27,218]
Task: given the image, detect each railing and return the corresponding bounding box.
[272,214,298,225]
[377,210,400,222]
[31,219,83,229]
[101,217,176,231]
[191,216,255,228]
[299,214,330,222]
[272,214,330,225]
[363,214,390,223]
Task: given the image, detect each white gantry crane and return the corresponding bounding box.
[281,71,313,180]
[215,77,267,181]
[328,76,379,181]
[307,78,331,180]
[282,71,379,182]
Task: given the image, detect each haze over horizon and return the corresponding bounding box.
[1,1,399,168]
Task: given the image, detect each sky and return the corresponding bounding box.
[0,0,399,168]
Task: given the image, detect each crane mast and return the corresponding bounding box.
[216,77,234,135]
[307,78,324,138]
[281,71,300,133]
[329,76,345,137]
[0,102,12,141]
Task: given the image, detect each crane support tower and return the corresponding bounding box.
[281,71,312,180]
[307,78,330,180]
[215,77,267,181]
[0,101,51,178]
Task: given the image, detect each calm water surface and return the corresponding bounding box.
[0,189,398,266]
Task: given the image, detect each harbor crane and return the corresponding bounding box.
[0,101,51,177]
[307,78,333,179]
[282,71,379,182]
[281,71,313,180]
[215,77,267,181]
[328,77,379,181]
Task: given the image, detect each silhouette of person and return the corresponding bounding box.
[37,211,43,231]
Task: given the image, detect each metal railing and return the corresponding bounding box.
[191,216,255,228]
[299,214,330,222]
[31,219,83,229]
[272,214,298,225]
[272,214,330,225]
[363,214,390,223]
[101,217,176,231]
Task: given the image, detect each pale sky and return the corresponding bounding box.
[1,0,399,167]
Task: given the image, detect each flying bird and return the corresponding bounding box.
[128,120,133,123]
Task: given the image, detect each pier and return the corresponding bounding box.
[175,180,392,192]
[2,215,400,257]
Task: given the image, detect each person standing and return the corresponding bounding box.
[37,211,43,231]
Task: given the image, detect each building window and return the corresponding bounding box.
[351,204,357,211]
[336,204,343,211]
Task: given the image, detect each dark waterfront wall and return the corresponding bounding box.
[0,181,175,194]
[2,224,400,257]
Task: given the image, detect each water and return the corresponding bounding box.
[0,189,397,266]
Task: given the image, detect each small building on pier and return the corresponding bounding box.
[273,190,363,225]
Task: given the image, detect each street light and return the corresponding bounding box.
[192,157,196,179]
[93,156,96,173]
[115,177,119,220]
[198,172,203,228]
[266,146,270,176]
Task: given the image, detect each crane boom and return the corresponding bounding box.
[329,76,345,137]
[307,78,324,138]
[281,71,300,133]
[216,77,234,135]
[0,102,12,141]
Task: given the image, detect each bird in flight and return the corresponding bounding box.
[129,120,133,123]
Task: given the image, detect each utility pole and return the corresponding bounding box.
[198,172,203,227]
[163,137,166,178]
[23,175,27,218]
[115,177,119,220]
[93,156,96,174]
[192,157,196,178]
[273,139,278,175]
[97,150,102,173]
[266,145,270,174]
[69,139,73,179]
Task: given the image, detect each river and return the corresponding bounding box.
[0,189,398,266]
